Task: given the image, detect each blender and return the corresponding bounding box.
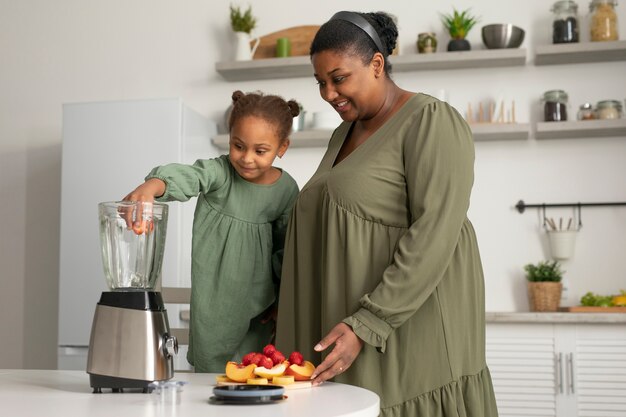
[87,201,178,393]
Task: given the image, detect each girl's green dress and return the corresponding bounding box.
[148,155,299,372]
[276,94,499,416]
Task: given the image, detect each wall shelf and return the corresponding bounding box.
[470,123,530,141]
[212,129,332,150]
[391,48,527,72]
[215,48,527,81]
[535,40,626,65]
[536,119,626,139]
[212,123,531,150]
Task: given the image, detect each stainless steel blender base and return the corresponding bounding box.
[87,293,177,391]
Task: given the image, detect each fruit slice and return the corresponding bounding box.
[253,361,288,379]
[247,377,268,385]
[215,374,231,383]
[272,375,295,385]
[285,360,315,381]
[225,361,257,383]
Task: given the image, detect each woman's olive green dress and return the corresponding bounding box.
[276,94,498,416]
[148,155,299,372]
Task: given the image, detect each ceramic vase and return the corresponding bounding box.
[234,31,260,61]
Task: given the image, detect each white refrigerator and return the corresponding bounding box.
[58,98,218,370]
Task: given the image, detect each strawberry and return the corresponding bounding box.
[270,350,285,366]
[242,352,257,366]
[262,344,276,357]
[288,351,304,366]
[250,353,265,366]
[259,355,274,369]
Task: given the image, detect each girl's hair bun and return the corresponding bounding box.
[287,100,301,117]
[231,90,245,103]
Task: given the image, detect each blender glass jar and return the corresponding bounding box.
[590,0,619,41]
[551,0,580,43]
[98,201,168,290]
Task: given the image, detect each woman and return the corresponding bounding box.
[275,10,499,416]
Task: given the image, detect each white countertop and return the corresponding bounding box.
[0,370,380,417]
[486,311,626,323]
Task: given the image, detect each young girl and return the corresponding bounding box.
[123,90,301,372]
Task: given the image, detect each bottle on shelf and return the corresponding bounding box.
[577,103,596,120]
[551,0,580,43]
[589,0,619,41]
[543,90,570,122]
[596,100,623,119]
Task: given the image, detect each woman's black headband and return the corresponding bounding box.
[330,11,384,54]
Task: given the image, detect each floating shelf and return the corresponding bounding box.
[391,48,527,72]
[535,40,626,65]
[215,49,527,81]
[470,123,530,141]
[212,123,531,150]
[536,119,626,139]
[212,129,332,150]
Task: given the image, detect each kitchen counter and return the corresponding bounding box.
[0,370,380,417]
[486,311,626,323]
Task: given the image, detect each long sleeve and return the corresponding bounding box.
[344,101,475,352]
[145,158,228,202]
[271,184,299,285]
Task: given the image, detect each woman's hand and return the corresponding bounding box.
[120,178,166,231]
[310,323,364,386]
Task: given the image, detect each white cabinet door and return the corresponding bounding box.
[488,322,626,417]
[487,324,558,417]
[574,324,626,417]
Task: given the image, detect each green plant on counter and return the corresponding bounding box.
[524,260,563,282]
[440,8,480,40]
[230,4,257,34]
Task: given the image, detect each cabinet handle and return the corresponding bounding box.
[556,352,563,394]
[567,352,575,394]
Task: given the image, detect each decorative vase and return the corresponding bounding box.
[417,32,438,53]
[447,39,471,51]
[547,230,578,260]
[527,281,563,312]
[234,31,260,61]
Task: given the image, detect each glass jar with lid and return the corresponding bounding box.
[577,103,596,120]
[596,100,623,119]
[551,0,580,43]
[590,0,619,41]
[543,90,569,121]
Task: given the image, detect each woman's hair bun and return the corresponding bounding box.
[287,100,301,117]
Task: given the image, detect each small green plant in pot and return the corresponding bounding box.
[230,4,257,34]
[524,261,564,312]
[440,8,480,51]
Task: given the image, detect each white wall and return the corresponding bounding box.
[1,0,625,369]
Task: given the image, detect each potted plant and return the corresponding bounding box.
[230,4,257,34]
[524,260,564,312]
[440,8,480,51]
[229,4,259,60]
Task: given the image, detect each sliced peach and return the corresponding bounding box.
[272,375,295,385]
[215,374,230,383]
[285,360,315,381]
[253,361,288,379]
[247,377,268,385]
[225,361,257,383]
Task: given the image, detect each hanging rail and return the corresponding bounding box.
[515,200,626,213]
